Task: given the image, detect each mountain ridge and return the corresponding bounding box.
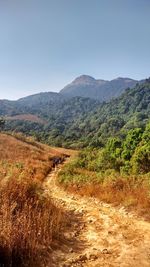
[0,75,145,102]
[1,79,149,148]
[59,75,143,101]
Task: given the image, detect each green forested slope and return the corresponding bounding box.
[3,96,99,147]
[1,79,150,148]
[77,79,150,147]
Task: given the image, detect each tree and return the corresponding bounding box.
[131,122,150,174]
[104,137,123,171]
[0,118,5,131]
[121,128,143,161]
[131,142,150,174]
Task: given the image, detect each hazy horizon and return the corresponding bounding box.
[0,0,150,100]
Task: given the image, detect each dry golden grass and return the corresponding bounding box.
[0,133,67,266]
[0,177,65,267]
[0,133,66,181]
[67,178,150,220]
[59,161,150,220]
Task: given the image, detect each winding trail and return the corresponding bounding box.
[44,158,150,267]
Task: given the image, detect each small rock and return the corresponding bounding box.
[69,248,74,253]
[101,248,112,254]
[89,254,98,260]
[79,208,84,214]
[79,254,88,262]
[74,231,80,237]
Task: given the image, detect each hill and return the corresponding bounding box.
[0,92,66,117]
[0,133,68,180]
[76,78,150,146]
[32,79,150,148]
[0,79,150,148]
[41,79,150,148]
[3,96,100,146]
[60,75,143,101]
[0,75,144,118]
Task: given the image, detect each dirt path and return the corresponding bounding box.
[44,160,150,267]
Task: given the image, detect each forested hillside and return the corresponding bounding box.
[3,96,99,147]
[0,92,66,117]
[1,79,150,148]
[75,78,150,147]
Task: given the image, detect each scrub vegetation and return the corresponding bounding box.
[59,121,150,218]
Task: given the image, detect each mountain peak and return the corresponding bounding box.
[60,75,143,101]
[72,75,96,84]
[114,77,137,82]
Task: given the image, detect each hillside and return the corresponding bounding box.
[0,133,68,180]
[60,75,143,101]
[1,133,150,267]
[53,79,150,148]
[0,76,142,108]
[0,133,72,266]
[0,84,150,266]
[0,75,144,118]
[75,78,150,146]
[0,79,149,148]
[44,79,150,148]
[0,92,66,117]
[3,96,100,147]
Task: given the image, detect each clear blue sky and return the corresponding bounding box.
[0,0,150,100]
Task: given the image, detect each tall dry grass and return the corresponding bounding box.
[0,176,64,267]
[59,162,150,220]
[0,133,66,266]
[0,133,63,181]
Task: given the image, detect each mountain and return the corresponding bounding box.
[0,92,66,118]
[1,79,150,148]
[49,79,150,148]
[60,75,143,101]
[0,75,144,113]
[75,78,150,146]
[0,91,100,144]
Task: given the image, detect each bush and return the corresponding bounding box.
[131,143,150,174]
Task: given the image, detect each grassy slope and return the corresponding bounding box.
[0,133,70,267]
[0,133,67,181]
